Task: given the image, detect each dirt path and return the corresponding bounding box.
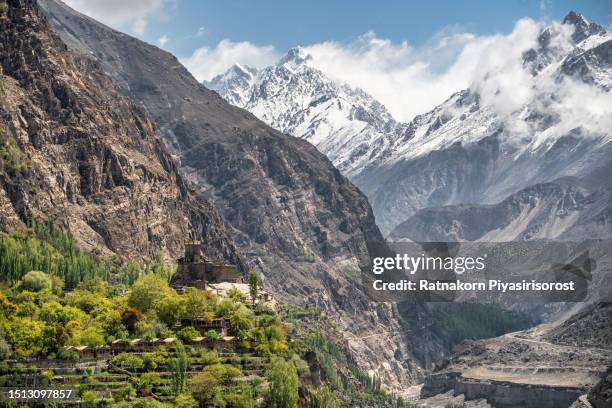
[503,331,612,355]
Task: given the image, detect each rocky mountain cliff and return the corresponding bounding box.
[0,0,242,268]
[38,0,432,389]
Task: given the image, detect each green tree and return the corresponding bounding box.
[189,370,223,406]
[154,293,186,327]
[168,340,189,395]
[177,326,199,343]
[266,358,299,408]
[229,306,253,333]
[183,287,216,321]
[189,364,241,406]
[112,353,144,371]
[128,275,173,313]
[248,271,259,306]
[72,326,105,347]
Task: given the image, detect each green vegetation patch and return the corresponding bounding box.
[430,302,537,348]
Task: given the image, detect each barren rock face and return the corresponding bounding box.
[0,0,242,268]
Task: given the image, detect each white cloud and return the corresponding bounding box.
[300,30,499,122]
[470,19,612,143]
[157,35,169,47]
[467,18,542,119]
[181,40,279,82]
[63,0,164,35]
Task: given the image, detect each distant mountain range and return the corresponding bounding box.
[208,12,612,240]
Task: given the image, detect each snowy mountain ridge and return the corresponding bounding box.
[207,12,612,236]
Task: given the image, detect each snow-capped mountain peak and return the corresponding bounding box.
[206,47,399,176]
[562,10,606,42]
[205,63,258,107]
[278,46,312,66]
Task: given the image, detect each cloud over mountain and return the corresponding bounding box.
[182,39,280,84]
[63,0,166,34]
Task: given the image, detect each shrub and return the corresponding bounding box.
[204,329,220,343]
[143,347,168,371]
[56,348,77,361]
[82,390,97,408]
[136,372,161,392]
[112,352,144,371]
[113,384,135,402]
[224,391,253,408]
[306,385,340,408]
[19,271,52,292]
[174,393,198,408]
[177,326,199,343]
[197,350,220,366]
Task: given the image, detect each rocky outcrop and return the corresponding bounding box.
[587,365,612,408]
[0,0,242,268]
[544,302,612,350]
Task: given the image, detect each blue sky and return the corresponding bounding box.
[164,0,611,56]
[64,0,612,121]
[66,0,611,58]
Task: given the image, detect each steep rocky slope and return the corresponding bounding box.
[38,0,430,389]
[585,365,612,408]
[390,178,612,242]
[0,0,242,268]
